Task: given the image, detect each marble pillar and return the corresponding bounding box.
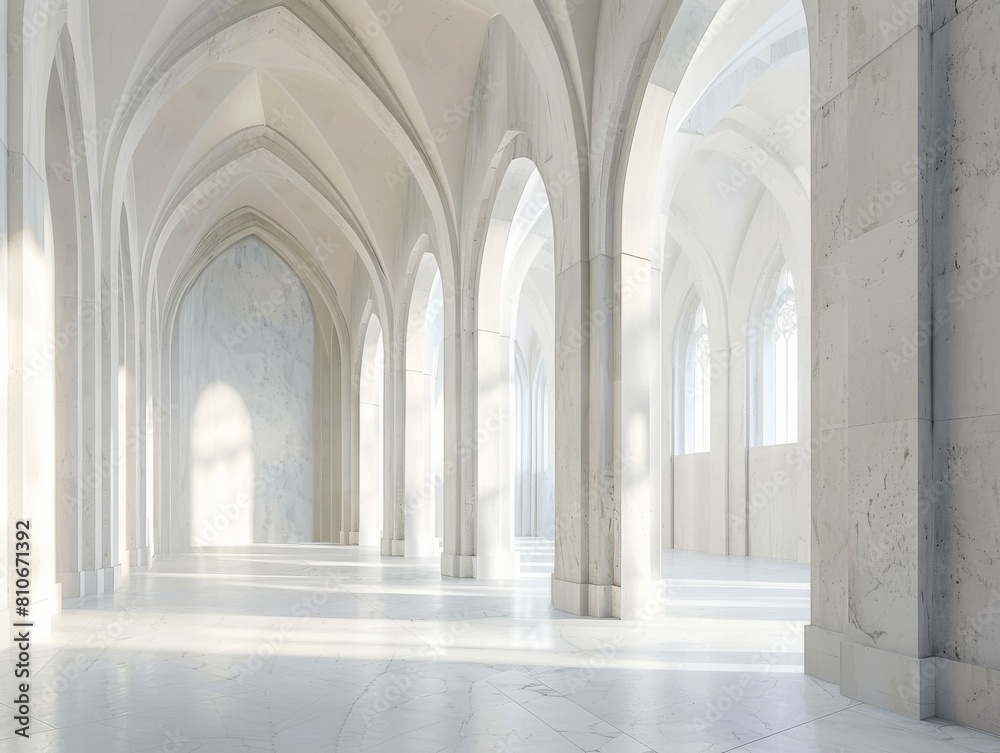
[806,6,935,721]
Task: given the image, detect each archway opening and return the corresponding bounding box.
[404,252,445,558]
[176,236,316,548]
[624,0,811,614]
[477,158,556,579]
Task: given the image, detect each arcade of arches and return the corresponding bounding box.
[3,0,1000,749]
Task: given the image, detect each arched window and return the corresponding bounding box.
[753,264,798,446]
[675,295,711,454]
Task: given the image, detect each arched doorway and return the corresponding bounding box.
[622,0,811,568]
[176,236,317,547]
[475,158,556,579]
[403,252,445,558]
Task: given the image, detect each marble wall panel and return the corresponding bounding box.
[747,443,810,562]
[177,236,315,546]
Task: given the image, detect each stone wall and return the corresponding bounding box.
[176,236,315,547]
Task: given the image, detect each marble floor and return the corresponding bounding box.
[2,546,998,752]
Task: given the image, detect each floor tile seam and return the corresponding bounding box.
[719,703,866,753]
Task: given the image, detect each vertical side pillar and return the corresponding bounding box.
[551,253,593,615]
[615,250,654,618]
[441,295,477,577]
[807,7,934,720]
[382,337,405,555]
[5,4,58,630]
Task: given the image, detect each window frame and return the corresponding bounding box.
[750,257,798,448]
[673,292,712,455]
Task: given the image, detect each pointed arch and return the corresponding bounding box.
[102,4,459,321]
[44,26,110,599]
[143,130,393,330]
[398,245,445,559]
[158,211,349,552]
[674,291,713,456]
[751,255,799,447]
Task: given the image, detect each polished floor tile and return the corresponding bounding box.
[0,546,997,752]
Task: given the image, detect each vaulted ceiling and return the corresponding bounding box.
[83,0,547,331]
[69,0,807,345]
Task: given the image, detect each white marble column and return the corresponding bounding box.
[97,265,122,594]
[117,277,133,583]
[313,349,330,542]
[806,8,934,720]
[347,359,363,546]
[312,322,341,546]
[382,341,406,556]
[9,155,59,629]
[551,257,594,616]
[925,1,1000,734]
[5,19,59,631]
[53,240,82,596]
[330,340,347,546]
[0,23,10,636]
[337,335,352,546]
[130,329,147,569]
[144,318,162,564]
[133,332,151,567]
[441,310,476,577]
[615,251,656,618]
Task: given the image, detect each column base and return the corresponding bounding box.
[806,630,935,720]
[807,629,1000,737]
[589,584,617,618]
[840,641,935,719]
[381,538,405,556]
[935,657,1000,737]
[552,576,587,615]
[441,553,475,578]
[83,565,122,596]
[551,577,617,617]
[58,571,85,600]
[59,566,121,599]
[805,625,843,684]
[129,546,152,568]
